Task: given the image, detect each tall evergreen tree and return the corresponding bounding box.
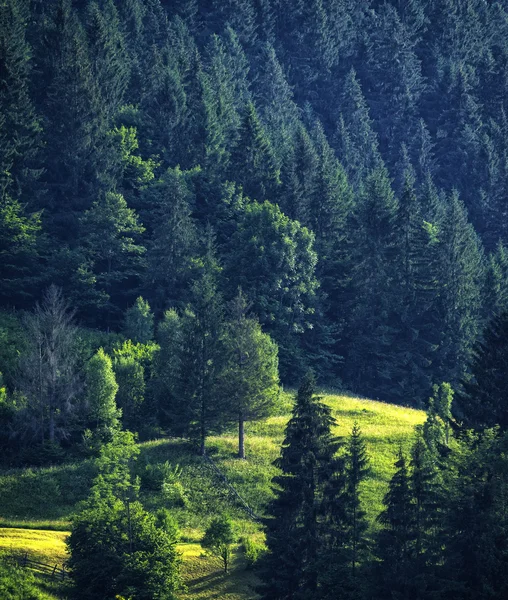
[258,373,342,600]
[38,0,106,237]
[229,101,280,202]
[344,166,401,400]
[175,243,226,454]
[374,448,416,599]
[78,191,145,326]
[334,69,382,190]
[0,0,42,200]
[458,311,508,430]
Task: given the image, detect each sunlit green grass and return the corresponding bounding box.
[0,391,426,599]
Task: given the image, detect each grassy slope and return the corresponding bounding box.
[0,392,425,599]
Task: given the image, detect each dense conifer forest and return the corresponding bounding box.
[2,0,508,598]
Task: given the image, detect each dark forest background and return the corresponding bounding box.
[3,0,508,411]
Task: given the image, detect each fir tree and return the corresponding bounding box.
[0,0,42,200]
[375,448,416,600]
[229,101,280,202]
[123,297,154,344]
[258,372,342,600]
[458,311,508,430]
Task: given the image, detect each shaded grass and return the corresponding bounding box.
[178,543,260,600]
[0,529,70,600]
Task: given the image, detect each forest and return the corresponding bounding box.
[1,0,508,598]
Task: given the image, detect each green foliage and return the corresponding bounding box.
[225,200,318,379]
[201,515,235,574]
[458,311,508,430]
[0,553,45,600]
[0,193,41,307]
[259,373,342,599]
[79,191,145,325]
[84,347,120,435]
[68,430,182,599]
[123,296,154,343]
[240,536,267,570]
[220,290,280,458]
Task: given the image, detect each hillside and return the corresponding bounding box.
[0,392,425,599]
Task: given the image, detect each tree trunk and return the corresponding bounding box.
[238,412,245,459]
[49,410,55,443]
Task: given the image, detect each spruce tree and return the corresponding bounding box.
[0,0,42,200]
[79,191,145,326]
[0,192,41,308]
[142,167,198,313]
[258,373,342,600]
[123,297,154,344]
[39,0,106,237]
[344,166,402,401]
[229,101,280,203]
[458,311,508,430]
[334,69,382,190]
[175,243,226,454]
[375,449,416,600]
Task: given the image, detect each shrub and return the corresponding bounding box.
[240,536,267,569]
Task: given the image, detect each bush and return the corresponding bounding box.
[0,553,45,599]
[240,536,267,569]
[201,515,235,574]
[141,461,180,491]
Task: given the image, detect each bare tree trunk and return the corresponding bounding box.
[49,410,55,443]
[238,412,245,459]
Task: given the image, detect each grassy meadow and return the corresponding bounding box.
[0,391,426,599]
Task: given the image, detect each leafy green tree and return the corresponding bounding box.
[67,430,182,600]
[84,348,120,436]
[258,373,342,599]
[201,515,235,574]
[124,297,154,344]
[113,354,145,432]
[221,290,279,459]
[225,200,318,379]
